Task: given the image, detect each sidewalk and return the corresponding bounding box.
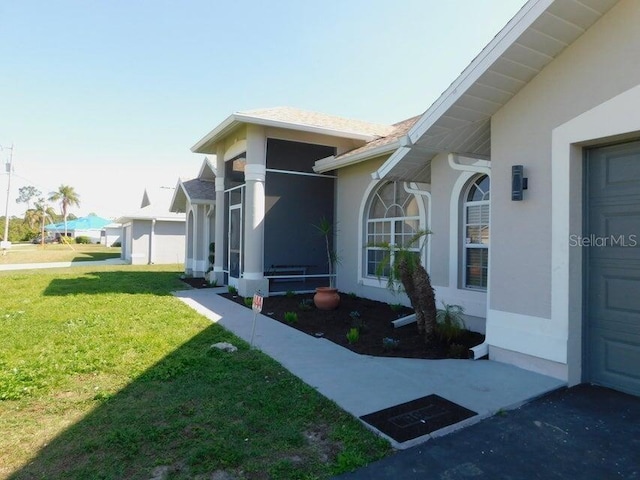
[174,289,565,449]
[0,258,126,271]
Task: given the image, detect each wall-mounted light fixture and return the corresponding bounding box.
[511,165,528,201]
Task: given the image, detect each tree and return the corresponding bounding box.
[375,230,438,343]
[16,186,42,211]
[48,185,80,237]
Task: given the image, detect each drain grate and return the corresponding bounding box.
[360,394,477,443]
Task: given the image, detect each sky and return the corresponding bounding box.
[0,0,526,220]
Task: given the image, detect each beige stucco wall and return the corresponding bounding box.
[491,0,640,317]
[487,0,640,378]
[153,221,187,264]
[334,153,487,324]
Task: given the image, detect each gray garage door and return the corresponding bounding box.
[586,140,640,397]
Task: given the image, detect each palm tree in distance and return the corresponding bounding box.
[49,185,80,238]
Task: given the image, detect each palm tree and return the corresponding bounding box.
[48,185,80,238]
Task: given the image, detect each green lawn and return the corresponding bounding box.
[0,244,121,265]
[0,265,390,479]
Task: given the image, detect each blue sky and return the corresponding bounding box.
[0,0,525,219]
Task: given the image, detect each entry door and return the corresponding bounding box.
[586,140,640,396]
[228,204,242,287]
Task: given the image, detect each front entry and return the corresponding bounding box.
[585,140,640,396]
[227,186,244,288]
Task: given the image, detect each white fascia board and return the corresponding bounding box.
[407,0,552,145]
[198,157,218,178]
[232,113,379,142]
[313,142,400,173]
[372,146,411,180]
[169,179,192,213]
[191,114,238,153]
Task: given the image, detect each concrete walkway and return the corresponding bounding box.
[174,289,565,449]
[0,258,126,271]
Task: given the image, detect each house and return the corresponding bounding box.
[101,222,122,247]
[118,187,186,265]
[174,107,393,294]
[183,0,639,397]
[45,214,112,243]
[355,0,637,396]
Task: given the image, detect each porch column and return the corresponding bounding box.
[238,125,269,297]
[212,145,226,285]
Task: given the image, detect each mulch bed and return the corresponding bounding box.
[219,291,485,360]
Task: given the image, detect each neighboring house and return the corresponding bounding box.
[181,0,640,398]
[118,187,186,265]
[101,222,122,247]
[174,107,393,295]
[45,215,111,243]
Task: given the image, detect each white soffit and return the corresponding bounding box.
[377,0,619,182]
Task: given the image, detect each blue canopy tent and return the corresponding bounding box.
[45,215,112,243]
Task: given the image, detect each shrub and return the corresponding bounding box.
[436,303,466,342]
[244,297,253,307]
[75,236,91,244]
[389,303,404,314]
[284,311,298,324]
[285,290,295,298]
[382,337,400,351]
[346,327,360,344]
[112,241,121,247]
[227,286,238,295]
[298,298,313,311]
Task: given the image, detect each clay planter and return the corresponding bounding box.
[313,287,341,310]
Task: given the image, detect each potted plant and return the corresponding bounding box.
[312,216,340,310]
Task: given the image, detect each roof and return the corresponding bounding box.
[169,178,216,213]
[45,215,112,232]
[117,187,186,223]
[314,116,420,173]
[191,106,394,154]
[375,0,620,183]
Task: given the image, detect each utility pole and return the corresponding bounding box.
[1,144,14,251]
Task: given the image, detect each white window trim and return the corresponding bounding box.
[358,180,427,288]
[462,177,490,291]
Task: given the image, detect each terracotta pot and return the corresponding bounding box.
[313,287,341,310]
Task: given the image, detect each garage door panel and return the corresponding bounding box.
[587,140,640,397]
[590,329,640,392]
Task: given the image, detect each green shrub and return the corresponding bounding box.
[346,327,360,344]
[227,285,238,295]
[75,235,91,244]
[436,303,466,342]
[112,241,121,247]
[244,297,253,307]
[298,298,313,311]
[284,312,298,324]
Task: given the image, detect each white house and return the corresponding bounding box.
[181,0,639,398]
[118,187,186,265]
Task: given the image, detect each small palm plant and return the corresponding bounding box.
[435,302,466,342]
[373,230,437,343]
[313,217,339,288]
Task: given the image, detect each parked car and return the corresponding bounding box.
[32,235,56,244]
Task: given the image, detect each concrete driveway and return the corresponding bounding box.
[335,384,639,479]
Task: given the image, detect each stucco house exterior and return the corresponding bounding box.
[118,187,186,265]
[180,0,639,397]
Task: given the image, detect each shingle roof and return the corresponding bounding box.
[238,106,394,138]
[332,115,420,162]
[181,179,216,202]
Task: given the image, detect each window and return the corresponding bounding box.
[463,175,490,289]
[365,181,421,279]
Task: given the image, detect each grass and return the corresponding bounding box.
[0,244,121,265]
[0,265,390,479]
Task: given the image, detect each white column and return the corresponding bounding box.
[238,125,269,297]
[213,172,226,285]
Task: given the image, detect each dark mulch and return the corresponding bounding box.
[220,292,484,360]
[180,277,213,289]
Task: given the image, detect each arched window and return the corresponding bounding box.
[463,174,490,289]
[365,181,421,278]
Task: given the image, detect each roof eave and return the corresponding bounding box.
[191,114,238,153]
[314,142,400,173]
[407,0,554,145]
